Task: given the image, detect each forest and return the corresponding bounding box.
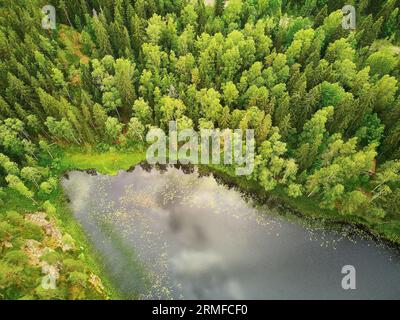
[0,0,400,300]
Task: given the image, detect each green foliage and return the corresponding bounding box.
[5,175,34,203]
[132,98,152,124]
[366,50,397,76]
[105,117,123,144]
[126,117,145,143]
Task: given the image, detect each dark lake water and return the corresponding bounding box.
[61,165,400,299]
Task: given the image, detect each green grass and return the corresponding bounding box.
[59,146,147,175]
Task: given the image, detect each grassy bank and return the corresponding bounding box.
[53,146,147,299]
[59,146,147,175]
[46,188,121,299]
[1,173,122,299]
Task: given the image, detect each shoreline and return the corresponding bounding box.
[60,150,400,250]
[204,164,400,252]
[56,149,400,299]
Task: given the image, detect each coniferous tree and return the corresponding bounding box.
[92,14,113,57]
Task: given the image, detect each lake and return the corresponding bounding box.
[61,164,400,299]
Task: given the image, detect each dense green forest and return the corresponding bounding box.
[0,0,400,299]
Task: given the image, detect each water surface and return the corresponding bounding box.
[61,165,400,299]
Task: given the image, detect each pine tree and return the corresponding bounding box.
[215,0,226,17]
[114,58,136,114]
[92,14,113,57]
